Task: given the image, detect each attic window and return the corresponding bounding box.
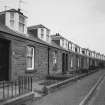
[46,30,50,41]
[66,41,68,48]
[19,15,25,24]
[41,28,44,38]
[62,39,64,46]
[10,12,14,28]
[72,44,75,52]
[77,47,80,53]
[82,50,85,54]
[19,15,25,32]
[10,12,14,19]
[53,51,57,64]
[75,48,77,52]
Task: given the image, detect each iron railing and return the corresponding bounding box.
[0,76,32,101]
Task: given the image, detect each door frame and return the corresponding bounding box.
[62,53,65,74]
[0,38,11,81]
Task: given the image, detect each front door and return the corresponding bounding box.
[65,54,68,72]
[62,53,65,74]
[0,39,10,81]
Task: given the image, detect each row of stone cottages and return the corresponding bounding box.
[0,8,104,81]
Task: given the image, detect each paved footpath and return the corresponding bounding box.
[31,70,105,105]
[88,70,105,105]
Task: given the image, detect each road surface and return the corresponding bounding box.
[88,70,105,105]
[31,70,105,105]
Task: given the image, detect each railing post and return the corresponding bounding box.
[24,76,26,92]
[28,76,30,91]
[21,77,22,94]
[3,81,5,99]
[22,77,24,94]
[1,75,33,101]
[15,80,17,96]
[7,81,9,98]
[18,78,21,95]
[31,77,32,91]
[11,81,13,98]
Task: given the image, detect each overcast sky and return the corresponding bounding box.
[0,0,105,54]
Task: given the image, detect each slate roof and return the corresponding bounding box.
[0,23,67,51]
[0,9,27,18]
[28,24,50,31]
[51,34,82,48]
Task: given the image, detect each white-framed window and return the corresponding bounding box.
[82,50,85,54]
[66,41,68,49]
[62,39,64,47]
[72,44,75,52]
[10,12,14,28]
[53,51,57,64]
[78,58,80,67]
[71,58,73,68]
[71,44,73,50]
[26,46,34,70]
[46,30,50,41]
[69,43,72,50]
[10,20,14,28]
[19,15,25,32]
[78,47,80,53]
[75,47,77,52]
[41,28,44,39]
[19,23,24,32]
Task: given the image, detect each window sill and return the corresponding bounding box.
[25,69,37,73]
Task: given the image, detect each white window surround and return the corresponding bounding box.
[19,15,25,33]
[26,46,34,70]
[41,28,44,39]
[10,20,14,28]
[46,30,50,41]
[10,12,14,20]
[10,12,15,28]
[69,43,72,50]
[72,44,75,52]
[78,58,80,67]
[71,58,73,68]
[62,39,64,47]
[53,51,57,64]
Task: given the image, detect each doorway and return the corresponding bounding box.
[0,38,10,81]
[65,54,68,71]
[62,53,68,74]
[62,53,65,74]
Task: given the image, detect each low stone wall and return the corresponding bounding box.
[1,92,34,105]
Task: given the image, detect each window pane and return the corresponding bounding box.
[19,15,25,23]
[41,28,44,38]
[62,39,64,46]
[27,47,34,56]
[27,57,32,68]
[53,51,57,64]
[19,23,24,32]
[26,46,34,70]
[53,58,56,64]
[78,59,79,67]
[71,58,73,68]
[10,12,14,20]
[10,20,14,28]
